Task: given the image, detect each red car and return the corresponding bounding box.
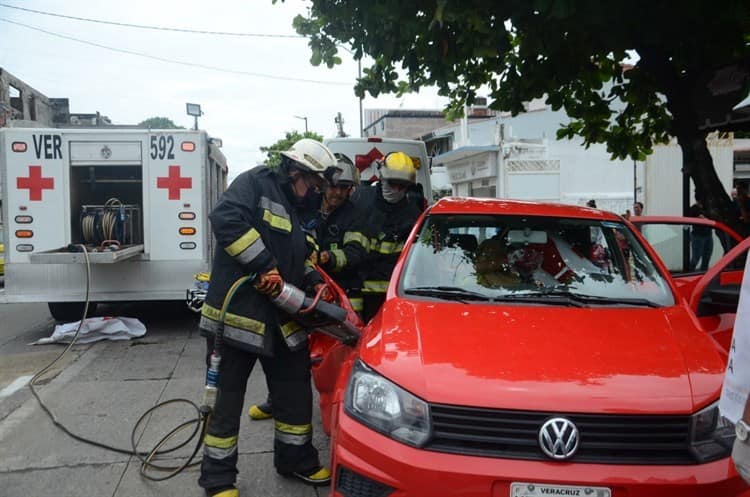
[313,198,750,497]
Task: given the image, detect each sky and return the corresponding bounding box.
[0,0,449,179]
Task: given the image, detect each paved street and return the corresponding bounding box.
[0,300,328,497]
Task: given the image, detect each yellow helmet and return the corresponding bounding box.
[379,151,417,185]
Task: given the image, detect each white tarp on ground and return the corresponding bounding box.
[33,317,147,345]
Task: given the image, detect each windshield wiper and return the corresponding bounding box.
[523,290,661,308]
[403,286,492,303]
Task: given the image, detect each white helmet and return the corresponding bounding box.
[280,139,337,174]
[326,154,360,187]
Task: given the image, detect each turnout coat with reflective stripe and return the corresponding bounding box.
[317,199,369,292]
[353,184,421,294]
[200,166,322,355]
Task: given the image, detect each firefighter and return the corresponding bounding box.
[356,151,422,322]
[198,138,336,497]
[248,154,368,420]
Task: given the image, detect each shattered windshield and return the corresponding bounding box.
[400,214,674,307]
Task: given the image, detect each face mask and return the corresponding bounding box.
[293,188,322,211]
[381,181,406,204]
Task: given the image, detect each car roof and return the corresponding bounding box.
[428,197,624,221]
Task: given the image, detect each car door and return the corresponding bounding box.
[633,216,746,353]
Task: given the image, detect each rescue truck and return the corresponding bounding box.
[324,137,433,204]
[0,128,227,321]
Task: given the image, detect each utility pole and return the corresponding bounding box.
[334,112,348,137]
[294,115,308,134]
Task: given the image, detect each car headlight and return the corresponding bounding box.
[344,360,431,447]
[689,401,735,463]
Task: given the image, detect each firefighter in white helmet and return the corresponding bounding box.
[354,151,422,322]
[198,138,336,496]
[248,154,369,421]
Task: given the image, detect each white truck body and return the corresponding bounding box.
[0,128,227,311]
[324,137,433,201]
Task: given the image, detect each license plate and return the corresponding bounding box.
[510,482,611,497]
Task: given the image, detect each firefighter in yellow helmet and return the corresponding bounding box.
[198,138,335,496]
[353,151,422,322]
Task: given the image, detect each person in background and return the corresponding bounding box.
[356,151,422,322]
[633,201,644,216]
[198,139,337,496]
[586,199,597,208]
[688,196,713,271]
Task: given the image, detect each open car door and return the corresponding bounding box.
[633,216,747,354]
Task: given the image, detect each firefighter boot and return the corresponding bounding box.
[247,395,272,420]
[288,466,331,487]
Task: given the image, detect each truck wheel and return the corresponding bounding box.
[47,302,98,322]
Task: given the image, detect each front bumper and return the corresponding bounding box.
[331,405,749,497]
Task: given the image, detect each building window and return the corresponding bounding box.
[9,84,23,116]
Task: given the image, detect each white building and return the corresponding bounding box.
[429,101,735,216]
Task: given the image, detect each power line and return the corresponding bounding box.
[0,18,351,86]
[0,2,304,38]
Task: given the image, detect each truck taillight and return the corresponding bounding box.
[181,141,195,152]
[179,212,196,220]
[15,215,33,223]
[15,230,33,238]
[16,244,34,252]
[12,141,27,152]
[180,242,197,250]
[179,227,196,235]
[367,137,382,142]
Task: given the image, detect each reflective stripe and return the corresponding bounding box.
[204,434,238,449]
[203,434,238,460]
[199,315,223,334]
[285,328,308,349]
[204,445,237,460]
[306,234,319,252]
[343,231,369,250]
[223,325,265,348]
[350,297,363,312]
[259,197,292,232]
[262,209,292,232]
[202,303,266,335]
[362,280,388,293]
[330,249,346,271]
[374,240,403,254]
[275,430,312,445]
[235,237,267,265]
[280,321,302,338]
[225,228,261,256]
[275,421,312,435]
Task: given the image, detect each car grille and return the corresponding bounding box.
[336,466,394,497]
[428,403,694,464]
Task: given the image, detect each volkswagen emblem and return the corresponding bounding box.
[101,145,112,159]
[538,417,580,460]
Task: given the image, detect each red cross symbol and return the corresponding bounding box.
[17,165,54,201]
[157,165,192,200]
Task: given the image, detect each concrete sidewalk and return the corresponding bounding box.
[0,308,328,497]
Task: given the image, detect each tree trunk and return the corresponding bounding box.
[673,125,740,233]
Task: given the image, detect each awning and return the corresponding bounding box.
[432,145,499,166]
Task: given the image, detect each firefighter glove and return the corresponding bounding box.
[255,268,284,296]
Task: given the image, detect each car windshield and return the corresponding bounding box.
[400,214,674,307]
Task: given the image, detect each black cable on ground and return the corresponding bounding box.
[28,244,209,480]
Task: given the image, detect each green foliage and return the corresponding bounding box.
[286,1,750,163]
[259,130,324,168]
[137,117,183,129]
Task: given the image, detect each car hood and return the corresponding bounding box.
[358,298,725,414]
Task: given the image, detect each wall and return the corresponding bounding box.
[0,68,54,127]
